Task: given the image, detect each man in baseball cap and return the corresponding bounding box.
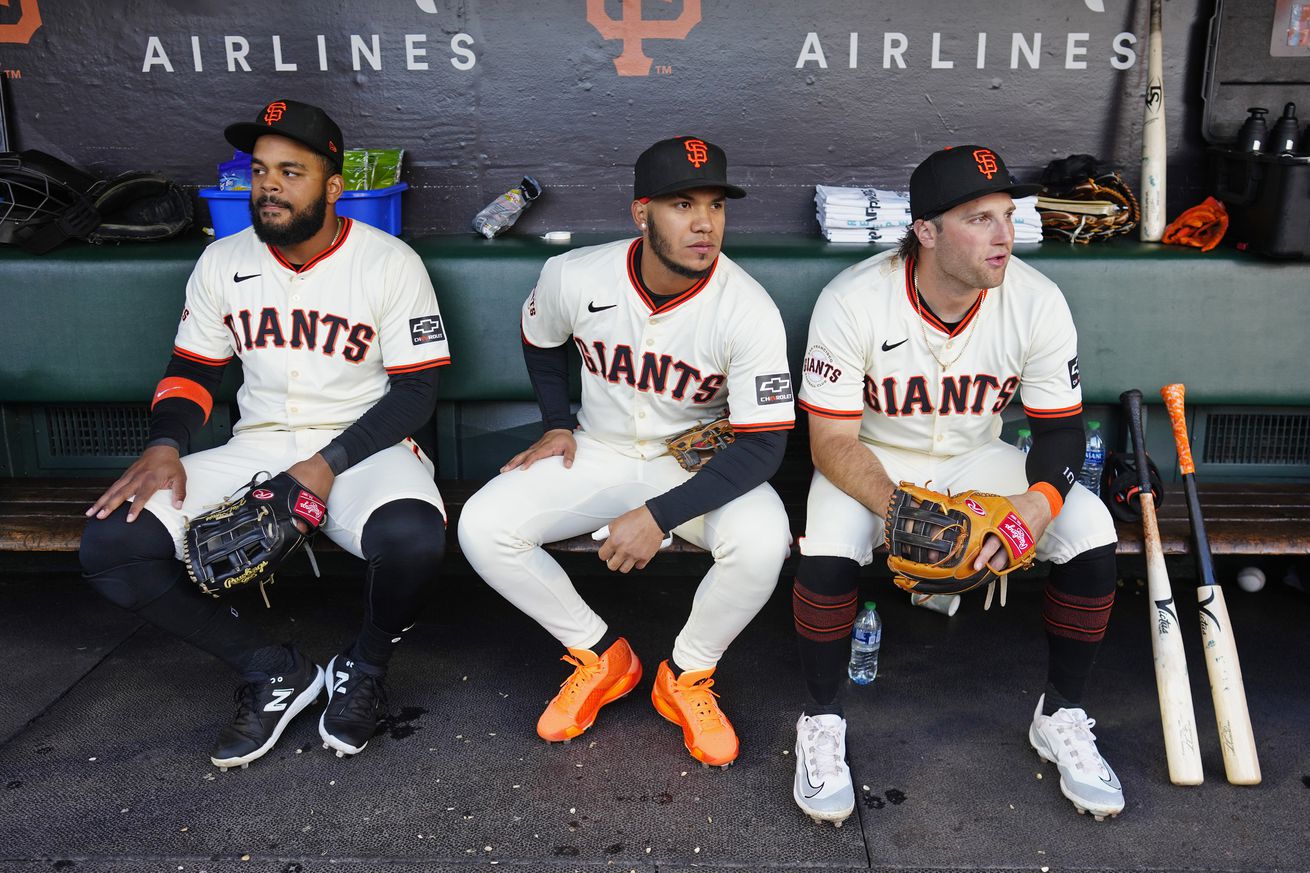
[789,143,1124,826]
[460,135,794,769]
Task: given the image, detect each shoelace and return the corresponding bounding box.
[1048,709,1102,775]
[338,671,387,722]
[800,719,846,781]
[677,677,724,729]
[556,654,603,709]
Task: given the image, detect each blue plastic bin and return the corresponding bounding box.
[198,183,408,238]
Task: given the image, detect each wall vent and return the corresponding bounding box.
[1203,413,1310,466]
[44,405,150,458]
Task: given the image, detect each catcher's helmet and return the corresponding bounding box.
[0,150,102,254]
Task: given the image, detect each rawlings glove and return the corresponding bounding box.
[183,471,327,602]
[884,482,1037,596]
[666,418,734,472]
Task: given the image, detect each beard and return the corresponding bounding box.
[249,191,329,247]
[647,213,714,281]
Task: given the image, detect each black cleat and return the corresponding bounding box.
[210,648,323,771]
[319,654,388,757]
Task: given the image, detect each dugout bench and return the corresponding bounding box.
[1,234,1308,561]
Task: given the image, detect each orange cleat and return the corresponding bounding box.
[536,637,642,743]
[650,659,739,767]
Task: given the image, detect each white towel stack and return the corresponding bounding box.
[815,185,912,243]
[815,185,1044,245]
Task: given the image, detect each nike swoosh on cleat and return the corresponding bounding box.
[881,338,908,351]
[234,272,261,283]
[588,302,617,312]
[802,760,826,798]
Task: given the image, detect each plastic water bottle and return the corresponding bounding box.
[1015,427,1033,454]
[848,601,882,685]
[472,176,543,239]
[1079,419,1106,496]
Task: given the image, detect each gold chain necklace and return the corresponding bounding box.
[912,267,982,371]
[329,216,343,248]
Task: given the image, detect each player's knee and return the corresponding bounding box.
[79,505,173,577]
[361,499,447,568]
[709,507,792,573]
[455,488,517,560]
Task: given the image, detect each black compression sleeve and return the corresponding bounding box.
[1026,412,1086,502]
[320,369,439,475]
[146,353,226,453]
[645,429,787,533]
[523,338,576,432]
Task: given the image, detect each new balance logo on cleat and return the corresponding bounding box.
[319,654,388,758]
[263,687,294,712]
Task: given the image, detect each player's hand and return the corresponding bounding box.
[501,428,576,473]
[597,505,666,573]
[973,490,1052,572]
[285,454,335,533]
[86,444,188,522]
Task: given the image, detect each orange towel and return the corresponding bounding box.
[1162,196,1229,252]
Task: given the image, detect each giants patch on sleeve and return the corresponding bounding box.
[1068,356,1081,389]
[410,315,446,345]
[755,373,794,406]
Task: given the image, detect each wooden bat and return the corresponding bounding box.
[1160,384,1261,785]
[1121,389,1202,784]
[1140,0,1167,241]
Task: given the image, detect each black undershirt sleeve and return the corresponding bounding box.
[1026,411,1086,502]
[146,354,226,453]
[645,429,788,533]
[318,369,440,475]
[522,338,577,432]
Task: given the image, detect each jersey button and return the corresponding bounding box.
[935,434,944,442]
[290,406,301,413]
[646,339,655,347]
[638,411,647,419]
[291,294,301,302]
[290,370,300,379]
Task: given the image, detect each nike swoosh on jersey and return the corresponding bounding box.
[234,272,261,283]
[588,302,617,312]
[881,338,908,351]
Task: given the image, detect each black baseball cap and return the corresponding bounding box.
[910,145,1040,220]
[224,100,345,172]
[633,136,746,200]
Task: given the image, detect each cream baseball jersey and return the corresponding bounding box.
[799,250,1081,455]
[173,219,451,433]
[522,239,794,458]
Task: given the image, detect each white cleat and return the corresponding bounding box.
[792,713,856,826]
[1029,694,1125,820]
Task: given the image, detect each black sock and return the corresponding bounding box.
[793,556,861,708]
[242,643,297,676]
[1042,683,1078,715]
[349,620,401,670]
[592,627,623,656]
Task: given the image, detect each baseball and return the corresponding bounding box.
[1236,566,1266,593]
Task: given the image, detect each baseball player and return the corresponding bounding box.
[458,136,794,768]
[790,145,1124,824]
[79,100,451,770]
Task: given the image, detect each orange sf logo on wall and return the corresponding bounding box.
[0,0,42,45]
[684,138,709,168]
[973,149,998,180]
[263,101,288,123]
[586,0,702,77]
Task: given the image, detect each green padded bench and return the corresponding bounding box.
[2,235,1308,560]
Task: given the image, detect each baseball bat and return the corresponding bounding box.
[1121,389,1202,784]
[1140,0,1167,241]
[1160,384,1261,785]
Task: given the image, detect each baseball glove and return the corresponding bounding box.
[884,482,1037,596]
[666,418,734,472]
[183,471,327,602]
[1036,154,1140,244]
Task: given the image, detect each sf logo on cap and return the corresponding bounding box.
[263,101,288,124]
[684,138,709,168]
[973,149,998,180]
